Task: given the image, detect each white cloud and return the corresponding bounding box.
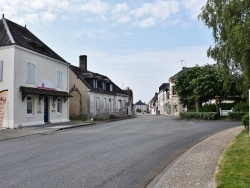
[77,0,109,14]
[181,0,207,19]
[138,17,155,28]
[42,12,56,23]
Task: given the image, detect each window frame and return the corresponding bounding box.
[0,60,3,82]
[27,62,35,84]
[27,96,34,116]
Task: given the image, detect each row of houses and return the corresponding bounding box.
[148,67,191,116]
[0,16,133,129]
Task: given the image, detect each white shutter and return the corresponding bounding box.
[31,64,35,83]
[0,60,3,82]
[27,63,31,83]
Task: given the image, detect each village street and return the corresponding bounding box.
[0,115,239,188]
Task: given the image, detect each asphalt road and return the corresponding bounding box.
[0,115,239,188]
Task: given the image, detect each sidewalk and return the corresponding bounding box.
[148,126,244,188]
[0,116,136,141]
[0,121,93,141]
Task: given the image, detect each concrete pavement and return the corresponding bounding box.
[148,126,244,188]
[0,118,244,188]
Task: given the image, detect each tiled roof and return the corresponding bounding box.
[159,83,169,92]
[134,100,147,105]
[0,17,68,64]
[169,67,192,81]
[70,65,126,95]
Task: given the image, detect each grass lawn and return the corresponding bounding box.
[216,129,250,188]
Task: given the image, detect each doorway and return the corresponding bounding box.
[44,97,49,122]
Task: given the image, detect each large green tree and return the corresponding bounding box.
[175,64,240,112]
[198,0,250,93]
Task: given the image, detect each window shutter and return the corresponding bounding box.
[31,64,35,83]
[0,60,3,82]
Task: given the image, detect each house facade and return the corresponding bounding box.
[148,93,158,115]
[123,87,134,116]
[69,55,129,120]
[0,16,72,128]
[134,100,147,113]
[158,83,169,115]
[167,67,191,116]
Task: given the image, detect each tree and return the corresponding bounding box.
[198,0,250,93]
[175,64,240,112]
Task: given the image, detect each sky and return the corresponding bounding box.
[0,0,214,103]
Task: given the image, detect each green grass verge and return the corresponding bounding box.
[216,130,250,188]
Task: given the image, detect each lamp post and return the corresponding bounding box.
[215,95,220,118]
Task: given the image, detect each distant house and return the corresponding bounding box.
[0,16,72,128]
[134,100,147,113]
[148,93,158,115]
[167,67,191,115]
[69,55,129,120]
[158,83,169,115]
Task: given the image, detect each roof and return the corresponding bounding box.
[70,65,127,95]
[149,93,158,104]
[20,86,72,101]
[0,16,68,64]
[169,67,192,82]
[159,83,169,92]
[134,100,147,105]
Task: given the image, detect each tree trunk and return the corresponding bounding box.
[195,98,201,112]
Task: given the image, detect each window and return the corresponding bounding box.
[96,97,100,110]
[109,99,111,110]
[57,98,62,114]
[57,71,63,88]
[172,86,176,95]
[27,96,33,115]
[118,100,122,109]
[0,60,3,82]
[110,84,113,91]
[102,82,106,90]
[93,79,97,88]
[124,100,126,108]
[111,99,114,110]
[27,62,35,83]
[104,98,106,109]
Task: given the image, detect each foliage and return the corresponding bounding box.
[216,131,250,187]
[180,112,217,120]
[233,102,249,112]
[136,108,141,113]
[242,114,249,130]
[175,64,240,112]
[219,103,235,110]
[228,112,247,121]
[198,0,250,94]
[200,104,216,112]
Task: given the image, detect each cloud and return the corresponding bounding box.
[180,0,207,19]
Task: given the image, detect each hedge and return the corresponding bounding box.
[228,112,248,121]
[242,114,249,130]
[180,112,217,120]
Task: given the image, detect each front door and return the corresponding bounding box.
[44,97,49,122]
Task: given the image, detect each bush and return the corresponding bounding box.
[228,112,247,121]
[233,102,249,112]
[242,114,249,130]
[180,112,217,120]
[219,103,235,110]
[200,104,216,112]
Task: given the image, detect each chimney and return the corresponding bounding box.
[79,55,87,72]
[2,14,4,18]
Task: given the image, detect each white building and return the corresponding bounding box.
[69,55,129,120]
[134,100,147,113]
[0,16,72,128]
[167,67,191,116]
[158,83,169,115]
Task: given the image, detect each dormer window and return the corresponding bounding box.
[102,82,106,90]
[110,84,113,91]
[93,79,97,88]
